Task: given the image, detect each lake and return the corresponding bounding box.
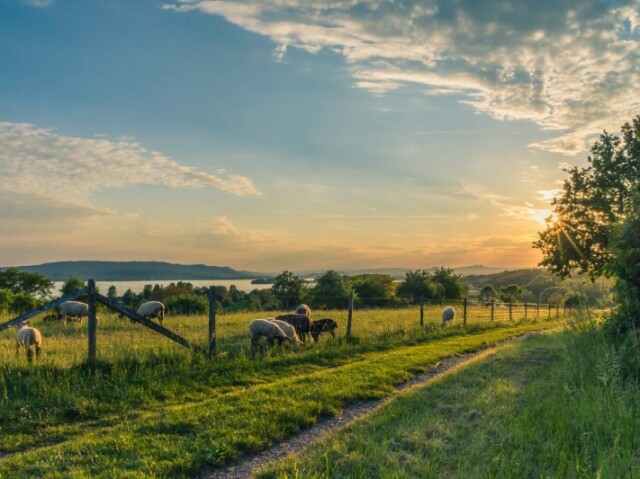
[52,279,272,295]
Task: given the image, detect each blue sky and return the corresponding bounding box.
[1,0,638,272]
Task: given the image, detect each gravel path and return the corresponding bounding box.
[195,340,515,479]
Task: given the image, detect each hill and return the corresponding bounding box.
[12,261,259,281]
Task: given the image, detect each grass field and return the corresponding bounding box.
[0,308,565,477]
[258,319,640,478]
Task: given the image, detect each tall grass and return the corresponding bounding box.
[259,311,640,478]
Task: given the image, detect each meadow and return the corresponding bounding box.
[0,306,565,477]
[258,318,640,478]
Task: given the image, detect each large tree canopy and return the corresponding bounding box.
[534,116,640,279]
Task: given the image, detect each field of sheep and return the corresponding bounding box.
[0,306,566,478]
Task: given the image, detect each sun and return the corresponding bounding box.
[533,209,558,226]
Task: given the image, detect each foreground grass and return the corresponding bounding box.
[0,319,559,478]
[259,321,640,478]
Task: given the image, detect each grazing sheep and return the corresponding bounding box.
[441,306,456,327]
[59,301,97,326]
[310,318,338,342]
[275,313,311,342]
[136,301,166,326]
[249,318,290,347]
[269,319,302,344]
[16,321,42,361]
[294,303,312,318]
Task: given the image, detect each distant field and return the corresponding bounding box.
[0,307,565,478]
[1,303,561,366]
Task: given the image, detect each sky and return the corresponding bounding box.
[1,0,639,273]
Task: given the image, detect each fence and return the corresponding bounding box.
[1,284,575,366]
[1,279,221,364]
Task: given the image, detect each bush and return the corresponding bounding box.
[164,295,207,315]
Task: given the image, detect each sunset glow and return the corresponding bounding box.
[2,1,637,272]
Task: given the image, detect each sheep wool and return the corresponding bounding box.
[269,319,302,344]
[441,306,456,327]
[294,303,312,318]
[249,318,289,346]
[59,301,93,326]
[137,301,166,326]
[16,322,42,361]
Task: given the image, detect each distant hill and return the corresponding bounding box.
[12,261,260,281]
[297,265,516,279]
[462,268,545,289]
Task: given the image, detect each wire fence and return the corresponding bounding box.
[1,285,581,368]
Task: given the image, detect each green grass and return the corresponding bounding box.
[258,318,640,478]
[0,307,562,478]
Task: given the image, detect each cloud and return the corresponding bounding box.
[21,0,54,7]
[0,121,262,208]
[165,0,640,155]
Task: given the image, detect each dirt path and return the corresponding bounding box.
[196,337,523,479]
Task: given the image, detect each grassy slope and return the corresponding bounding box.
[259,326,640,478]
[0,319,559,478]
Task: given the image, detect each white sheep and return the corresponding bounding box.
[269,319,302,344]
[294,303,312,318]
[441,306,456,327]
[16,321,42,361]
[249,318,290,347]
[136,301,166,326]
[59,301,98,326]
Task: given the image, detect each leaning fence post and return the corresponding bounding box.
[419,296,424,327]
[87,279,97,365]
[346,291,353,338]
[208,287,216,358]
[490,299,494,321]
[463,298,467,327]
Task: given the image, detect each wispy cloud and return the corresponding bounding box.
[165,0,640,155]
[0,122,261,208]
[21,0,54,7]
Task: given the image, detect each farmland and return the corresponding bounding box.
[0,306,564,478]
[259,321,640,478]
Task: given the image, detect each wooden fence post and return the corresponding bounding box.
[346,292,353,338]
[88,279,97,365]
[208,286,216,358]
[419,296,424,327]
[491,299,495,321]
[463,298,467,327]
[509,301,513,321]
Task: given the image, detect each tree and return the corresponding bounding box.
[142,284,153,300]
[602,195,640,373]
[534,116,640,279]
[479,284,497,303]
[499,284,523,303]
[310,270,350,309]
[60,276,85,295]
[11,292,37,314]
[431,267,467,300]
[0,267,53,298]
[272,271,306,309]
[107,285,118,301]
[396,270,437,304]
[547,292,564,305]
[352,274,396,307]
